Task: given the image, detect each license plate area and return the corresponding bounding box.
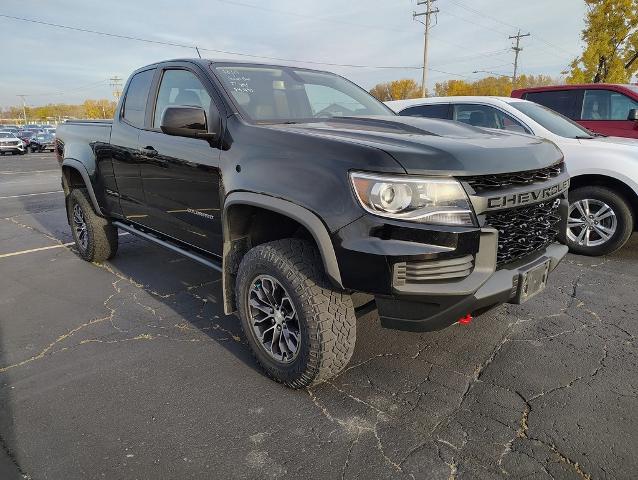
[515,259,550,304]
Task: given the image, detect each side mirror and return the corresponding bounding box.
[628,109,638,121]
[160,106,215,140]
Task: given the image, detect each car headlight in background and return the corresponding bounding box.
[350,172,475,226]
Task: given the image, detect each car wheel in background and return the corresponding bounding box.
[236,239,356,388]
[566,186,633,256]
[67,189,119,262]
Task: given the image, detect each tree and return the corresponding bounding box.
[433,74,557,97]
[568,0,638,83]
[370,79,422,101]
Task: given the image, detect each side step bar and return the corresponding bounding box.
[113,221,222,272]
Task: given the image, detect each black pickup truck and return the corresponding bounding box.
[56,59,569,388]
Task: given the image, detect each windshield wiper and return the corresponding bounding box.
[575,135,594,139]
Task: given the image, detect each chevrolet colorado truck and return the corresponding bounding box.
[56,59,569,388]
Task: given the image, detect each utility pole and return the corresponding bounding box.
[509,30,530,83]
[109,76,123,100]
[414,0,439,97]
[17,95,28,125]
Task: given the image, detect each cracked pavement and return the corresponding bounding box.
[1,154,636,479]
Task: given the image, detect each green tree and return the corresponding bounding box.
[568,0,638,83]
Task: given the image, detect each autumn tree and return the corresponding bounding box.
[369,79,422,101]
[434,74,557,97]
[568,0,638,83]
[83,99,116,119]
[0,99,116,123]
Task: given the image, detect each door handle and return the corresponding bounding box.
[140,146,158,157]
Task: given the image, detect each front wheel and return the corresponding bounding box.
[566,186,633,256]
[236,239,356,388]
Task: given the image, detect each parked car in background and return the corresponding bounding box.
[388,96,638,256]
[511,84,638,139]
[32,132,55,152]
[0,131,26,155]
[16,130,36,152]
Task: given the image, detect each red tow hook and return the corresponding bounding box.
[458,314,473,325]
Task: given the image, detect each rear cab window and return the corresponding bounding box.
[122,69,154,128]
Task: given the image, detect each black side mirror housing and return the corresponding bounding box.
[628,109,638,121]
[160,106,215,140]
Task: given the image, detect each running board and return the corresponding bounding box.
[113,221,222,272]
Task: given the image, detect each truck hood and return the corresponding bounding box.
[266,116,563,175]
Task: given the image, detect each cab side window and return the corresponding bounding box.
[399,104,450,119]
[582,89,638,120]
[122,69,154,128]
[153,70,212,128]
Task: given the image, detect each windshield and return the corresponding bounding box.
[19,131,34,138]
[213,64,393,123]
[0,132,15,138]
[510,101,594,138]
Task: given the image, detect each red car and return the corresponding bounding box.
[512,84,638,138]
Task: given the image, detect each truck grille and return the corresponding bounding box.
[487,200,562,267]
[464,161,564,192]
[394,255,474,285]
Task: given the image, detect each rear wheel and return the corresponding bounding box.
[67,189,118,262]
[566,186,633,256]
[236,239,356,388]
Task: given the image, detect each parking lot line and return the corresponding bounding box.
[0,190,63,199]
[0,170,59,175]
[0,232,129,260]
[0,242,74,259]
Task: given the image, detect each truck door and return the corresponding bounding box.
[109,68,155,221]
[137,67,223,256]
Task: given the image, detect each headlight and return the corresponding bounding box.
[350,172,475,226]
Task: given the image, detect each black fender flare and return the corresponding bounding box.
[222,192,344,314]
[61,158,104,216]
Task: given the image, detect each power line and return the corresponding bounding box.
[212,0,406,33]
[0,13,423,71]
[446,0,578,59]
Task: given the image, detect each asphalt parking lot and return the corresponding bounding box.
[0,152,636,480]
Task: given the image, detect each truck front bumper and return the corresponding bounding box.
[375,242,567,332]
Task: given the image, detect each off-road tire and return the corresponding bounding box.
[566,186,633,256]
[67,188,118,262]
[236,239,356,388]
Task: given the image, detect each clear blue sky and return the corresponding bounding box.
[0,0,587,108]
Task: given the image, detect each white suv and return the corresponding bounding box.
[387,96,638,256]
[0,131,25,156]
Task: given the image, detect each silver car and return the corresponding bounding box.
[0,131,25,155]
